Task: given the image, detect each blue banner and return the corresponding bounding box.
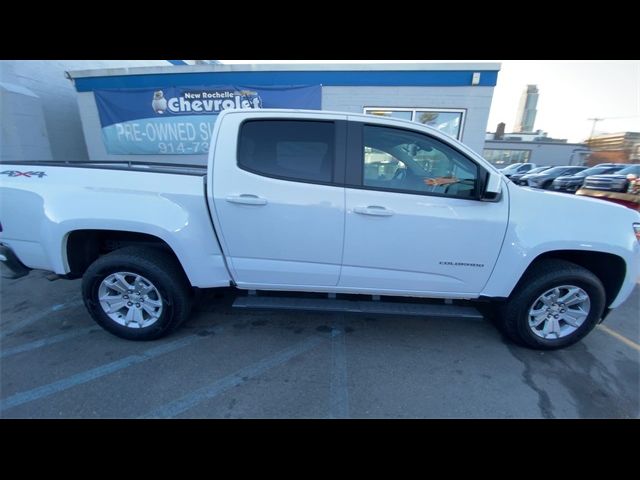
[94,85,321,155]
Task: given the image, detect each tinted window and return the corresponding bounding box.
[362,125,478,199]
[238,120,334,183]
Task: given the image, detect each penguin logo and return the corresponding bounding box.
[152,90,167,114]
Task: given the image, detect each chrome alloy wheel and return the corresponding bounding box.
[527,285,591,339]
[98,272,163,328]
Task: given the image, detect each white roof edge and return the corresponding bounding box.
[218,108,455,131]
[66,62,502,79]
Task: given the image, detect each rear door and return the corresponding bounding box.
[209,112,347,288]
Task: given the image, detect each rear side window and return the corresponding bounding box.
[238,120,335,183]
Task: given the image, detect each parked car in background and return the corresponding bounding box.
[499,162,538,178]
[582,164,640,193]
[509,166,551,184]
[524,166,588,189]
[551,164,627,193]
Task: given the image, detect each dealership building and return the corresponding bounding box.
[65,62,501,165]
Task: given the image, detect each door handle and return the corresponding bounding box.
[353,205,394,216]
[225,194,268,206]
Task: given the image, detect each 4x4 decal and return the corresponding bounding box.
[1,170,47,178]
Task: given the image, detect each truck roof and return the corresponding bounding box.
[216,107,443,132]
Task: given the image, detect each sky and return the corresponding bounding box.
[221,60,640,143]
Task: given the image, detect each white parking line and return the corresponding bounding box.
[0,300,84,340]
[141,335,324,418]
[0,335,201,413]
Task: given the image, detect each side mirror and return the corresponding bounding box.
[482,170,502,201]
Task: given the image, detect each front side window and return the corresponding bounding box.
[362,125,479,199]
[238,120,334,183]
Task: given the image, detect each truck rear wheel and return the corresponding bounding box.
[497,259,606,350]
[82,246,192,340]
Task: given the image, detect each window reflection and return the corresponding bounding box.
[364,108,464,140]
[482,149,531,166]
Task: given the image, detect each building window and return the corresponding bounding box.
[363,108,465,140]
[483,148,531,166]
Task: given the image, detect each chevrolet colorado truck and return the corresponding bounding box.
[1,109,639,349]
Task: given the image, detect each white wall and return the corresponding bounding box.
[1,83,53,161]
[0,60,170,161]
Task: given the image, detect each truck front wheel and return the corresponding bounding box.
[82,246,192,340]
[497,259,606,349]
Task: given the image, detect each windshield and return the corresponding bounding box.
[501,163,523,173]
[542,167,573,175]
[617,165,640,175]
[575,165,624,177]
[526,166,550,175]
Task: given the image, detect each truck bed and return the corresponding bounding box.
[0,160,230,288]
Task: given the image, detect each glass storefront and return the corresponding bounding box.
[483,148,531,166]
[364,108,465,140]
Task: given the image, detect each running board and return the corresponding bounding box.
[233,296,483,319]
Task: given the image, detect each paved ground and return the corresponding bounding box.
[0,270,638,418]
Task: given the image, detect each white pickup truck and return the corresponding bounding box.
[1,109,639,349]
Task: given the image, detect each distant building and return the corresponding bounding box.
[484,139,589,167]
[514,84,539,133]
[585,132,640,165]
[486,128,567,143]
[484,122,584,166]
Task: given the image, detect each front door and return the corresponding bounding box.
[212,116,347,287]
[339,122,509,296]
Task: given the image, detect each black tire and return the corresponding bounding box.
[82,246,193,341]
[497,259,606,350]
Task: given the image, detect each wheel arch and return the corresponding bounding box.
[513,250,626,308]
[63,229,191,285]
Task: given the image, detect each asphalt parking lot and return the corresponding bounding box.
[1,270,638,419]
